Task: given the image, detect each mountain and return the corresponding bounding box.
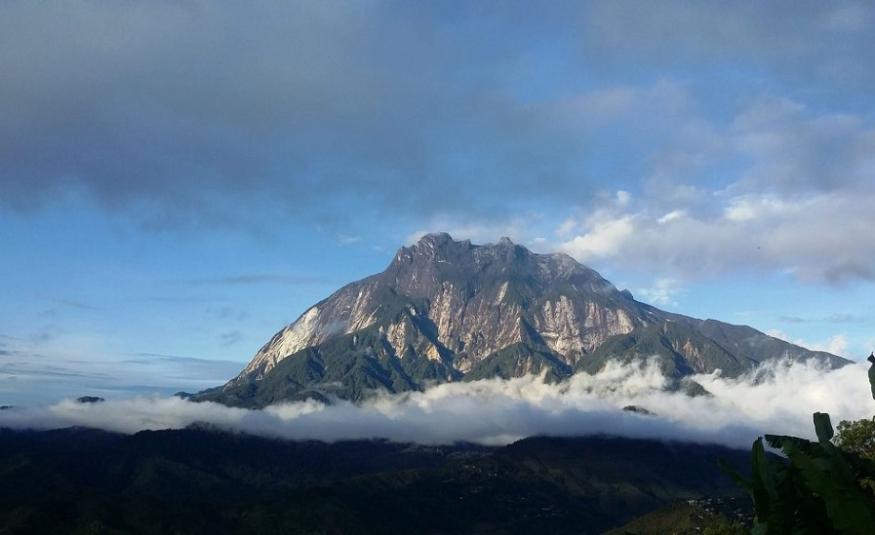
[195,233,847,407]
[0,427,751,534]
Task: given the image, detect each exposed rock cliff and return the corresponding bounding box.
[196,233,846,407]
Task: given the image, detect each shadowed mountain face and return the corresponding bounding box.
[195,233,847,407]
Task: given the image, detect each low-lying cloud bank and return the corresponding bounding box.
[1,359,871,449]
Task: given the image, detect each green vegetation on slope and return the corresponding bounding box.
[575,321,749,378]
[0,430,749,535]
[197,321,460,407]
[463,342,572,383]
[604,499,748,535]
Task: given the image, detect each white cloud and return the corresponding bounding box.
[561,215,636,261]
[404,230,428,245]
[0,333,244,404]
[554,80,690,128]
[559,190,875,283]
[723,196,788,222]
[765,330,849,358]
[826,334,849,356]
[798,334,849,357]
[764,329,791,341]
[553,93,875,284]
[1,359,870,449]
[637,278,685,307]
[657,210,685,225]
[556,218,578,237]
[337,234,361,245]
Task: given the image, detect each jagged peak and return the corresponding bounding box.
[381,233,617,305]
[394,232,470,264]
[392,232,598,276]
[416,232,454,247]
[408,232,524,255]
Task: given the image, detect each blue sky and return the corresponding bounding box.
[2,1,874,404]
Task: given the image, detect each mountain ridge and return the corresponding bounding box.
[195,233,847,407]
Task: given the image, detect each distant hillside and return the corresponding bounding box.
[0,428,751,534]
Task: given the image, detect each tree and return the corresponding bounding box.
[724,359,875,533]
[836,417,875,461]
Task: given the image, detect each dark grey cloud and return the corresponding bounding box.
[11,2,869,227]
[727,97,875,196]
[2,0,872,253]
[581,1,875,87]
[0,1,602,227]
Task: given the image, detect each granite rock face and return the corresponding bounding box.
[197,233,847,407]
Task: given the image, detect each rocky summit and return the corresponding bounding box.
[195,233,847,407]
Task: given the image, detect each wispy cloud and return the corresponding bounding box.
[337,235,361,246]
[779,314,866,325]
[219,331,243,347]
[765,330,850,357]
[139,296,220,304]
[0,337,244,405]
[125,353,242,366]
[206,306,248,322]
[182,274,322,286]
[52,299,100,311]
[637,278,685,307]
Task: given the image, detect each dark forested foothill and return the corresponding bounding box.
[0,428,750,534]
